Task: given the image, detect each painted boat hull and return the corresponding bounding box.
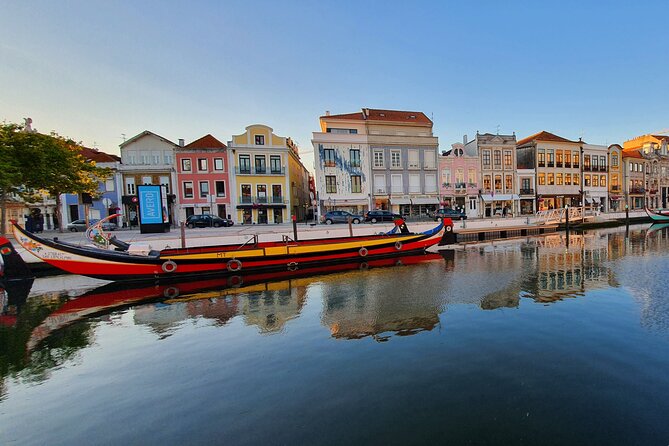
[11,220,449,282]
[645,207,669,222]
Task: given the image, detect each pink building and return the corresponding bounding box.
[175,134,231,222]
[438,143,480,218]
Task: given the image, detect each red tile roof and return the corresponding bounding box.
[516,131,581,146]
[184,134,227,149]
[321,108,432,124]
[79,146,121,163]
[622,149,643,159]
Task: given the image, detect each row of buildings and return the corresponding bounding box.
[4,111,669,231]
[314,108,669,219]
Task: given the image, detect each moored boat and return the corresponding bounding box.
[645,207,669,222]
[11,219,452,282]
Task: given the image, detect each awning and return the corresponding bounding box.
[610,195,621,200]
[392,197,440,205]
[480,194,519,202]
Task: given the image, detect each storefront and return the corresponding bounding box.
[480,194,519,217]
[393,197,440,217]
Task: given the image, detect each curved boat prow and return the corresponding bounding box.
[0,233,34,281]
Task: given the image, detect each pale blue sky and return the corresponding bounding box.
[2,0,667,171]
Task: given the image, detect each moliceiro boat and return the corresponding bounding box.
[645,207,669,222]
[11,218,453,282]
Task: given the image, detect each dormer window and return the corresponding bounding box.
[254,135,265,145]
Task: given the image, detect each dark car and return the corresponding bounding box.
[322,210,363,225]
[364,210,403,223]
[185,214,234,228]
[430,208,467,221]
[67,219,118,232]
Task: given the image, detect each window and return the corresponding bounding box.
[350,149,361,168]
[391,151,401,168]
[325,176,337,193]
[239,155,251,173]
[198,158,208,172]
[241,184,252,203]
[425,174,437,193]
[482,150,491,167]
[600,175,606,187]
[142,176,152,185]
[538,149,545,167]
[141,154,149,164]
[592,175,599,187]
[522,178,530,190]
[504,150,512,168]
[164,153,173,165]
[505,175,512,190]
[255,135,265,145]
[565,174,572,185]
[183,181,194,198]
[556,150,563,167]
[255,155,266,174]
[538,173,546,185]
[216,181,226,197]
[199,181,209,198]
[323,148,336,167]
[556,173,563,185]
[584,155,591,170]
[327,128,357,134]
[455,168,465,186]
[391,174,403,193]
[468,168,476,185]
[547,150,554,167]
[600,156,607,170]
[408,150,419,169]
[257,185,267,203]
[483,175,491,190]
[125,178,135,195]
[152,152,160,164]
[494,150,502,167]
[584,175,591,186]
[374,174,386,193]
[105,179,115,192]
[547,173,554,185]
[270,155,282,174]
[214,158,224,171]
[611,154,618,167]
[565,151,571,168]
[494,175,502,191]
[181,158,192,172]
[424,151,436,169]
[442,168,451,186]
[373,151,384,168]
[351,175,362,193]
[573,173,580,185]
[272,185,282,203]
[573,152,580,168]
[409,174,420,193]
[611,174,618,187]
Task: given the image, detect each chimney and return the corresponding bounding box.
[362,108,369,120]
[325,110,330,116]
[662,139,668,156]
[463,134,468,144]
[178,138,184,147]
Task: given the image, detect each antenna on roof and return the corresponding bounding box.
[496,124,500,135]
[121,133,126,142]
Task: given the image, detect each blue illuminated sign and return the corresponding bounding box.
[138,185,163,224]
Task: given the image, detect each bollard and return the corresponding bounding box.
[180,222,186,249]
[348,217,353,237]
[625,205,629,225]
[292,215,298,241]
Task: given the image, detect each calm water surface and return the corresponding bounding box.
[1,224,669,445]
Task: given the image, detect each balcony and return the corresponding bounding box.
[629,187,645,194]
[236,167,285,175]
[239,195,287,204]
[610,185,621,192]
[519,188,535,195]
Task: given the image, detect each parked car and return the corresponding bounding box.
[364,210,403,223]
[430,208,467,221]
[185,214,234,228]
[322,210,363,225]
[67,219,118,232]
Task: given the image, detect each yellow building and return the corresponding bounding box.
[623,133,669,153]
[228,124,310,224]
[607,144,624,211]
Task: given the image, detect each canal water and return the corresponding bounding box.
[1,224,669,445]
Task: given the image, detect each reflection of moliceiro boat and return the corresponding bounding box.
[11,218,452,282]
[645,207,669,222]
[26,252,446,351]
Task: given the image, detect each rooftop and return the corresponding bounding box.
[321,108,432,125]
[184,134,227,149]
[516,131,582,146]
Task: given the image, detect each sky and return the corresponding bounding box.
[2,0,668,172]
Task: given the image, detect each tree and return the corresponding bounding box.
[0,123,111,234]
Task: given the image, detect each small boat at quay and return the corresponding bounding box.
[645,207,669,222]
[10,218,452,282]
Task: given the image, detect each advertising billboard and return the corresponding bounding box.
[138,185,163,224]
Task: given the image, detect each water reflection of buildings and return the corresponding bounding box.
[132,280,308,335]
